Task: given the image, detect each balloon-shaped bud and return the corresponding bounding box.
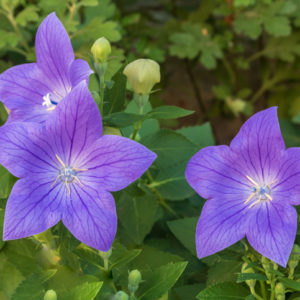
[91,37,111,63]
[128,269,142,295]
[123,59,160,95]
[113,291,129,300]
[44,290,57,300]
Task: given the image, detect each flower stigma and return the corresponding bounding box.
[244,175,276,208]
[42,93,58,111]
[52,154,88,195]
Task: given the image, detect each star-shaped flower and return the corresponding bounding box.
[185,107,300,267]
[0,83,156,251]
[0,13,92,123]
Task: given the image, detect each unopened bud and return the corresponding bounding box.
[91,37,111,63]
[44,290,57,300]
[123,59,160,95]
[128,269,142,295]
[275,282,285,300]
[241,263,256,290]
[113,291,129,300]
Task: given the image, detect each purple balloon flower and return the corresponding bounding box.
[185,107,300,267]
[0,12,92,123]
[0,82,156,251]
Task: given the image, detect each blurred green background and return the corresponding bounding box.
[2,0,300,146]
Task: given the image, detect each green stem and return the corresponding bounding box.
[222,57,236,86]
[99,74,105,115]
[259,280,268,300]
[146,170,178,217]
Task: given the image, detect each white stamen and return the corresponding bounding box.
[42,93,52,107]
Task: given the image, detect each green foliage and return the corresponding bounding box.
[196,282,250,299]
[142,129,198,200]
[3,0,300,299]
[11,269,57,300]
[137,262,187,300]
[169,23,224,69]
[118,187,159,245]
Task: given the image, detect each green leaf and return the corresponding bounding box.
[109,242,142,270]
[0,254,24,299]
[79,0,98,7]
[74,244,103,268]
[0,30,18,49]
[73,18,121,43]
[197,282,250,299]
[175,284,205,300]
[236,273,267,283]
[279,277,300,291]
[61,281,103,300]
[264,16,291,37]
[234,16,262,39]
[0,209,4,250]
[177,123,215,148]
[118,188,159,244]
[167,217,198,255]
[103,112,145,127]
[11,269,57,300]
[208,260,243,285]
[0,164,16,199]
[15,6,39,27]
[147,106,194,120]
[3,239,42,276]
[104,66,127,114]
[137,262,188,300]
[169,23,223,69]
[142,130,198,200]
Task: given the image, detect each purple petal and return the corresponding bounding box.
[0,63,51,109]
[246,201,297,267]
[35,12,74,94]
[70,59,93,87]
[0,123,58,178]
[230,107,285,183]
[271,148,300,205]
[3,177,64,240]
[76,135,157,192]
[62,186,117,251]
[45,82,102,164]
[185,145,249,199]
[196,196,249,259]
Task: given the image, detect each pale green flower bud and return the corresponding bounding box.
[128,269,142,295]
[44,290,57,300]
[275,282,285,300]
[123,59,160,95]
[91,37,111,63]
[241,263,256,290]
[113,291,129,300]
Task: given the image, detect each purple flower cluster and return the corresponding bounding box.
[0,13,156,251]
[186,107,300,267]
[1,13,299,267]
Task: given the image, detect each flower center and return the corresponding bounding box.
[244,175,275,208]
[59,166,77,183]
[42,93,59,111]
[52,154,88,195]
